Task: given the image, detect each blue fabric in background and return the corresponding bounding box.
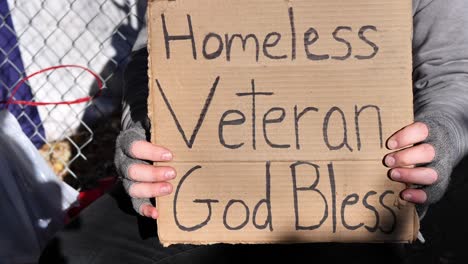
[0,0,45,148]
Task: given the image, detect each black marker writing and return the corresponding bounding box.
[156,77,220,148]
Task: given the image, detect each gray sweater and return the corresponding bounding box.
[120,0,468,207]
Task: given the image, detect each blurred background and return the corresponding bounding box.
[1,0,467,263]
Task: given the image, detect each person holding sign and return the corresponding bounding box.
[117,0,466,223]
[40,0,468,263]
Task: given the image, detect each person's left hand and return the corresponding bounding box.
[384,122,437,204]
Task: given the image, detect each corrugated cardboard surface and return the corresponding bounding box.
[148,0,417,245]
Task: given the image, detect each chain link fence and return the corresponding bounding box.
[1,0,146,188]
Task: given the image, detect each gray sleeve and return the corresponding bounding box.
[116,20,151,215]
[412,0,468,164]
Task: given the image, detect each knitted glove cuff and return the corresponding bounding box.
[414,114,460,204]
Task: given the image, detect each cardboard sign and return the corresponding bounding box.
[148,0,418,245]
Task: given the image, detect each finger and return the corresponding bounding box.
[115,148,149,180]
[384,143,435,167]
[128,140,173,162]
[128,164,176,182]
[389,167,438,185]
[128,196,152,217]
[140,204,159,219]
[387,122,429,150]
[401,189,427,204]
[128,182,173,199]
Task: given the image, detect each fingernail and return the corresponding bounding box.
[161,152,173,161]
[385,155,395,167]
[403,193,412,201]
[387,139,398,149]
[164,170,176,180]
[160,185,172,194]
[391,170,401,180]
[427,171,438,183]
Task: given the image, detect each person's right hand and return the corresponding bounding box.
[115,121,176,219]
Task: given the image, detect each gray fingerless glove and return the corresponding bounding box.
[115,120,152,215]
[114,46,152,216]
[416,115,463,205]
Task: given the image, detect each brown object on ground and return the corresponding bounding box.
[39,140,72,180]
